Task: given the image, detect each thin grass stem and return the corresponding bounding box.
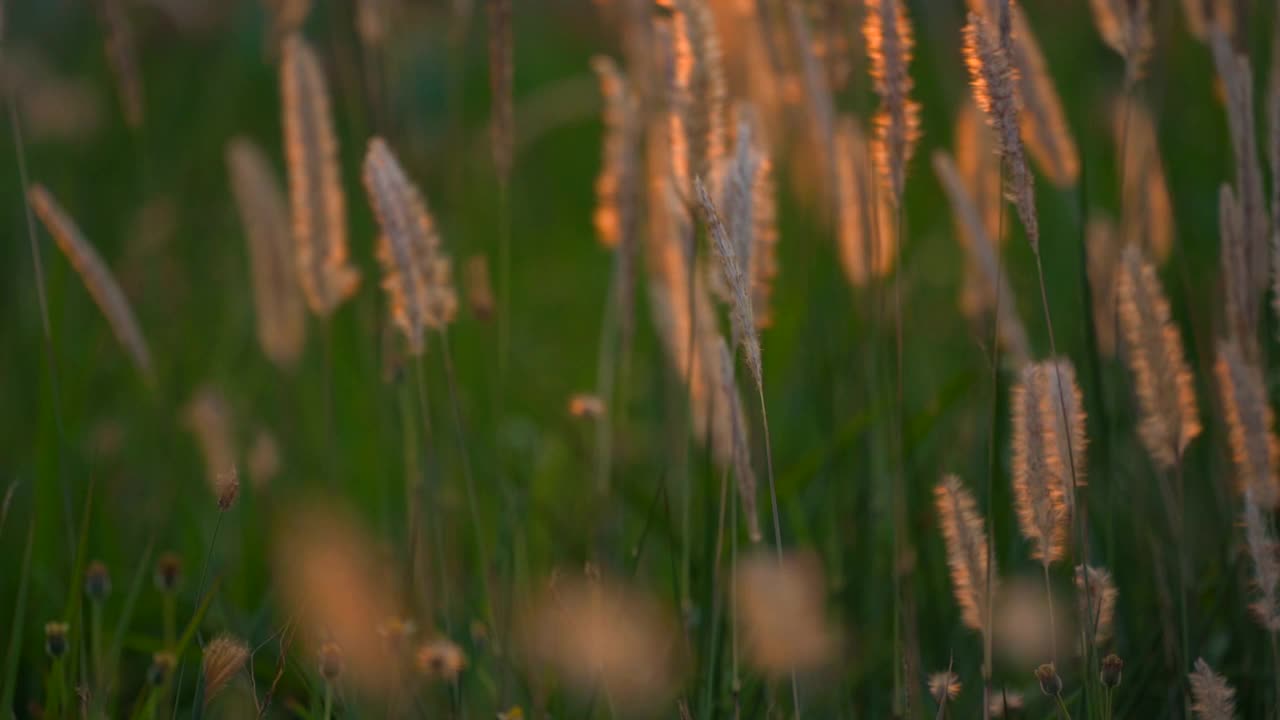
[438,329,500,660]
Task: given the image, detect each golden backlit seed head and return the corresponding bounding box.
[927,671,962,703]
[934,474,994,633]
[416,638,468,681]
[202,635,251,706]
[1116,245,1201,468]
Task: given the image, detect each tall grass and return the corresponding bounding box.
[10,1,1280,718]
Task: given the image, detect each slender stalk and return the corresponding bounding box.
[171,512,225,718]
[498,179,512,396]
[91,600,104,697]
[731,478,740,720]
[1174,453,1190,709]
[983,157,1008,720]
[1055,693,1074,720]
[593,250,622,495]
[52,657,67,717]
[163,593,176,649]
[323,316,337,490]
[891,195,910,718]
[322,682,333,720]
[753,387,799,718]
[9,82,76,560]
[400,384,424,602]
[1043,561,1058,666]
[1269,631,1280,714]
[701,461,731,717]
[1031,247,1093,712]
[437,330,499,653]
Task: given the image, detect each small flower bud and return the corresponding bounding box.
[44,622,69,658]
[85,561,112,602]
[216,469,240,511]
[148,652,176,686]
[416,638,467,681]
[1035,663,1063,696]
[319,642,344,683]
[155,552,183,593]
[1101,653,1123,689]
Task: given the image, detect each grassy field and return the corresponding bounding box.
[3,0,1279,717]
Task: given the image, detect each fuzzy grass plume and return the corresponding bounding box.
[962,7,1039,250]
[933,150,1030,365]
[727,104,778,328]
[280,33,361,316]
[590,55,641,252]
[1215,339,1279,508]
[1115,245,1201,469]
[934,474,994,634]
[201,635,250,707]
[1043,358,1087,514]
[1007,6,1079,187]
[696,173,761,390]
[226,137,307,370]
[863,0,920,205]
[1117,101,1174,262]
[93,0,143,128]
[362,137,458,354]
[658,0,726,200]
[28,184,153,377]
[1181,0,1234,43]
[734,551,836,674]
[1188,658,1237,720]
[1074,564,1118,647]
[835,115,894,286]
[1242,500,1280,631]
[1086,215,1122,356]
[488,0,513,184]
[1010,362,1069,565]
[646,117,760,539]
[183,385,238,502]
[1211,31,1270,302]
[1090,0,1152,85]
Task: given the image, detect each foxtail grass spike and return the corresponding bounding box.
[1090,0,1152,85]
[835,115,894,286]
[962,8,1039,251]
[1117,101,1174,262]
[280,33,361,316]
[933,150,1030,365]
[1188,658,1237,720]
[863,0,921,206]
[728,104,778,328]
[94,0,144,128]
[1215,339,1279,508]
[590,55,641,251]
[1010,362,1069,565]
[1115,245,1201,469]
[226,137,307,370]
[362,137,458,355]
[488,0,513,184]
[28,184,153,378]
[934,474,995,634]
[1074,564,1118,647]
[1211,30,1270,301]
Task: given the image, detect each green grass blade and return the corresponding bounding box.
[1,511,36,715]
